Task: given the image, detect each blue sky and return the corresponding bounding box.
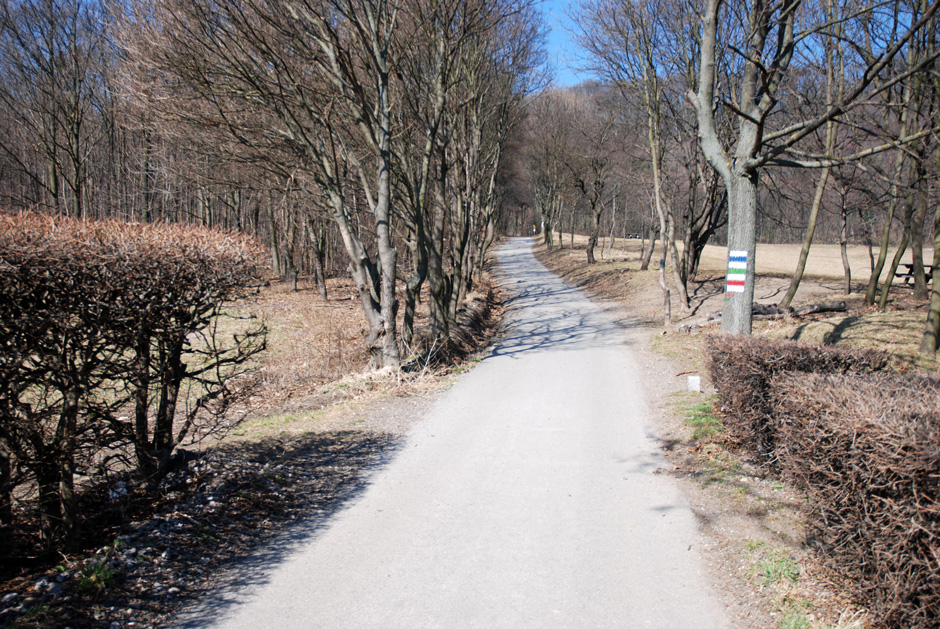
[541,0,595,87]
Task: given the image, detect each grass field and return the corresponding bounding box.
[697,241,934,282]
[563,232,933,281]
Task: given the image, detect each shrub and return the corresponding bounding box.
[0,211,266,550]
[772,371,940,627]
[704,334,887,464]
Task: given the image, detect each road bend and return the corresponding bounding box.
[177,237,730,628]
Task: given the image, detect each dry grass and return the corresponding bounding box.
[696,242,933,283]
[539,236,841,323]
[227,274,499,442]
[539,234,939,373]
[556,232,933,282]
[253,277,371,394]
[763,308,940,374]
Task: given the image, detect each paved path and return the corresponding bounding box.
[178,238,729,628]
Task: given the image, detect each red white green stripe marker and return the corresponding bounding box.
[725,250,747,297]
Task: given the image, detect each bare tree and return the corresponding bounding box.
[444,9,541,320]
[690,0,940,333]
[121,0,404,367]
[0,0,110,218]
[779,0,846,308]
[523,90,575,250]
[921,140,940,353]
[555,86,620,265]
[392,0,529,341]
[576,0,731,310]
[853,2,940,307]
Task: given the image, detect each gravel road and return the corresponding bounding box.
[176,238,730,628]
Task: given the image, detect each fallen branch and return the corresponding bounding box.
[793,300,847,316]
[680,300,849,333]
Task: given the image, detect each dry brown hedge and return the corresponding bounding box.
[704,335,888,464]
[772,372,940,628]
[0,211,267,552]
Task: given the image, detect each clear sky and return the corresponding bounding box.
[541,0,595,87]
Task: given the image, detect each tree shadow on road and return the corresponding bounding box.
[164,432,405,628]
[492,247,646,359]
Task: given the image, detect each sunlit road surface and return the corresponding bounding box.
[177,237,729,629]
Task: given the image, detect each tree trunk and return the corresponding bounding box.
[133,334,157,476]
[605,195,617,258]
[325,185,389,368]
[428,163,450,340]
[865,127,910,305]
[403,229,427,346]
[311,228,328,302]
[856,202,875,279]
[721,171,759,335]
[840,203,852,295]
[55,388,79,548]
[37,456,63,549]
[58,442,77,549]
[447,190,472,326]
[640,224,657,271]
[542,213,555,249]
[781,165,831,308]
[375,155,400,368]
[154,342,185,469]
[877,198,914,311]
[683,171,726,284]
[648,118,688,309]
[569,203,575,249]
[586,202,603,265]
[911,172,930,300]
[919,196,940,353]
[781,103,838,308]
[286,215,298,292]
[666,214,689,310]
[866,189,902,305]
[658,257,671,325]
[477,216,496,281]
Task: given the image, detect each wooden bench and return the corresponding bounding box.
[895,263,933,286]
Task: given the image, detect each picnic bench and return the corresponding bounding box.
[895,263,933,286]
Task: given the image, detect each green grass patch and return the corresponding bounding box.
[232,410,323,436]
[748,544,801,586]
[779,598,814,629]
[700,453,741,486]
[11,602,51,626]
[686,398,723,441]
[193,525,218,543]
[76,563,117,594]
